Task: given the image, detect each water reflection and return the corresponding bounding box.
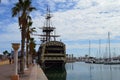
[66,62,74,70]
[43,62,120,80]
[89,64,92,80]
[44,67,66,80]
[88,63,120,80]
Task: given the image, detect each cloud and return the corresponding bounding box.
[48,0,120,40]
[0,0,18,5]
[1,0,120,56]
[0,21,21,52]
[0,0,10,4]
[31,0,120,56]
[74,0,98,9]
[0,52,3,54]
[0,7,6,14]
[36,0,78,12]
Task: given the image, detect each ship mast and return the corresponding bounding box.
[44,6,53,42]
[35,6,60,43]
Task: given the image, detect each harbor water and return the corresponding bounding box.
[43,62,120,80]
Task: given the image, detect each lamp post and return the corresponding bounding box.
[11,43,20,80]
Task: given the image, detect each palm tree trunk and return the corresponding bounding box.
[20,27,26,74]
[26,38,29,68]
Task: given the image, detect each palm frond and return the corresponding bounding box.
[11,1,23,17]
[27,15,32,21]
[31,27,36,32]
[12,6,20,17]
[28,21,32,27]
[28,7,37,12]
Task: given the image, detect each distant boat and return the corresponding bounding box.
[104,32,120,65]
[85,40,95,63]
[94,39,104,64]
[104,60,120,65]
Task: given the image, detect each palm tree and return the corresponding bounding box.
[3,50,9,56]
[29,38,36,59]
[12,0,36,73]
[26,16,36,67]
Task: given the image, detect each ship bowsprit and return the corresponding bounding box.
[38,41,66,69]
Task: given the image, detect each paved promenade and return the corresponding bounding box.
[0,64,14,80]
[29,65,48,80]
[0,63,48,80]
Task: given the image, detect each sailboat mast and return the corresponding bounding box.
[105,44,108,58]
[108,32,111,61]
[99,39,101,58]
[89,40,91,57]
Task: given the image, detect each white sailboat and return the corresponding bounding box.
[85,40,95,63]
[94,39,104,64]
[104,32,120,64]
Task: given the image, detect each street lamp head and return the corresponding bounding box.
[12,43,20,51]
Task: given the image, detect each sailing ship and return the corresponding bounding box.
[37,7,66,68]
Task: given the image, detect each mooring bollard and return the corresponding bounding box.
[11,43,20,80]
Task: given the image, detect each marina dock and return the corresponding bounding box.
[0,63,48,80]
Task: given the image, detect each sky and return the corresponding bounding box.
[0,0,120,57]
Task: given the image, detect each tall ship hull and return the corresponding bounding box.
[38,41,66,68]
[37,7,66,69]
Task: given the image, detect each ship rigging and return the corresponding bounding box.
[37,7,66,69]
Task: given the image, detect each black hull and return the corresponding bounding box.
[43,65,66,80]
[41,60,65,69]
